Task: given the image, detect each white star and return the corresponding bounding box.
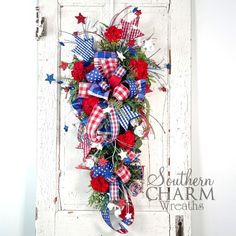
[125,213,132,220]
[91,142,103,150]
[117,51,126,62]
[103,106,112,114]
[85,159,94,169]
[119,150,128,160]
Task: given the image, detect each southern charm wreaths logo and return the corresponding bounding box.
[46,6,168,234]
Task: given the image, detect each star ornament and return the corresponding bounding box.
[121,17,144,41]
[117,51,126,62]
[75,13,86,24]
[119,150,128,160]
[59,61,68,70]
[72,37,95,62]
[125,213,132,220]
[98,157,108,167]
[45,74,56,84]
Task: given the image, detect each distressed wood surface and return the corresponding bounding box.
[37,0,191,235]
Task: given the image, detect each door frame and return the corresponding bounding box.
[36,0,191,235]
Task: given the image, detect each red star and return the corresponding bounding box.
[59,61,68,71]
[98,157,108,167]
[73,31,79,36]
[75,13,86,24]
[146,84,153,93]
[135,10,142,16]
[159,86,167,92]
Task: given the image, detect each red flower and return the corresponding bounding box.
[129,59,148,80]
[117,130,135,151]
[82,96,100,116]
[91,176,109,193]
[104,26,123,42]
[71,61,85,82]
[109,75,122,89]
[127,39,135,47]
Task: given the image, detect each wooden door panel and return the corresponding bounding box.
[36,0,191,235]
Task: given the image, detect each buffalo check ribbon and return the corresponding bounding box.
[107,176,120,201]
[78,82,91,98]
[115,164,131,183]
[113,84,130,101]
[86,104,105,143]
[101,189,134,234]
[94,51,118,79]
[86,103,119,143]
[117,104,139,130]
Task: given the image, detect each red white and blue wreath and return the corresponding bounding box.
[46,6,168,234]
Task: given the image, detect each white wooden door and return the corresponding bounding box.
[36,0,191,235]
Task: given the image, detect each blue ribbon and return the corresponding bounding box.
[95,51,117,59]
[88,84,110,100]
[71,97,83,112]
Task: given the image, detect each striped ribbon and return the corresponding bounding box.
[117,105,139,130]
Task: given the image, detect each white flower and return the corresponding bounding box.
[134,125,144,137]
[143,39,155,52]
[130,119,139,127]
[107,202,116,210]
[85,159,94,169]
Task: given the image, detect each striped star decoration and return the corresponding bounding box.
[121,17,144,41]
[72,36,95,62]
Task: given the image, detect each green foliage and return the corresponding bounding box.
[133,137,142,153]
[88,190,109,211]
[98,40,119,52]
[126,164,143,186]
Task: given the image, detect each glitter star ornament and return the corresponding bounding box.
[117,51,126,61]
[119,150,128,160]
[125,213,132,220]
[75,13,86,24]
[45,74,56,84]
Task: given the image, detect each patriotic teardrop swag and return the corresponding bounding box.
[47,6,167,234]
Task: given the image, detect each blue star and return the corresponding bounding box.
[45,74,56,84]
